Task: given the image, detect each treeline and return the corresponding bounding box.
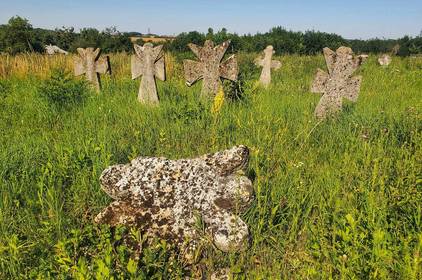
[0,16,133,54]
[166,27,422,56]
[1,16,422,56]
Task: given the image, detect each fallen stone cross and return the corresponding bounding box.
[311,46,367,119]
[131,43,166,104]
[74,48,111,92]
[95,145,254,259]
[45,44,68,55]
[255,45,281,87]
[183,40,238,98]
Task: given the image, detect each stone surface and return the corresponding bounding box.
[255,45,281,87]
[45,44,68,55]
[183,40,238,98]
[95,145,254,256]
[74,48,111,92]
[378,54,392,66]
[311,47,367,119]
[131,43,166,104]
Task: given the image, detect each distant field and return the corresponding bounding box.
[0,53,421,279]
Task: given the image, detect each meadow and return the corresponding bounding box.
[0,52,421,279]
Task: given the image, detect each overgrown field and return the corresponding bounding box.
[0,53,421,279]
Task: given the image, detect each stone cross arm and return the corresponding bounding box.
[74,48,110,76]
[184,54,238,86]
[311,68,361,102]
[131,44,165,81]
[254,59,281,70]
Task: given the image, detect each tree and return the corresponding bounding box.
[54,27,76,51]
[0,16,35,54]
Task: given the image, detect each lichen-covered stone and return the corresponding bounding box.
[131,43,165,104]
[74,48,111,92]
[311,47,367,119]
[183,40,238,98]
[45,44,68,55]
[255,45,281,87]
[378,54,392,66]
[95,145,254,256]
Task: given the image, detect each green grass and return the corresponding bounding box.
[0,54,421,279]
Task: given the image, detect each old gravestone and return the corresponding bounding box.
[74,48,111,92]
[255,45,281,87]
[183,40,238,98]
[131,43,165,104]
[45,44,68,55]
[378,54,392,66]
[95,145,254,259]
[311,46,367,119]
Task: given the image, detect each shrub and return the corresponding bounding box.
[37,69,88,110]
[0,79,11,98]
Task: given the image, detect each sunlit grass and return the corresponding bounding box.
[0,53,421,279]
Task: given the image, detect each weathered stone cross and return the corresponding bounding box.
[255,45,281,87]
[45,44,68,55]
[184,40,238,98]
[311,46,367,119]
[95,145,254,260]
[131,43,166,104]
[74,48,111,92]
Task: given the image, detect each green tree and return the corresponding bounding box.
[54,27,76,51]
[0,16,35,54]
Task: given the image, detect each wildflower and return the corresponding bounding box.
[211,86,225,115]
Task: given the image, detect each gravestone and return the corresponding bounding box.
[183,40,238,98]
[95,145,254,258]
[131,43,165,104]
[74,48,111,92]
[311,47,367,119]
[45,44,68,55]
[255,45,281,87]
[378,54,392,66]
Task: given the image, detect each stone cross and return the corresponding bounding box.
[74,48,111,92]
[311,46,367,119]
[45,44,68,55]
[255,45,281,87]
[378,54,392,66]
[95,145,254,260]
[183,40,238,98]
[131,43,165,104]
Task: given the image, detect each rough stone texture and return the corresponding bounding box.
[378,54,392,66]
[95,146,254,258]
[183,40,238,98]
[131,43,166,104]
[45,44,68,55]
[254,45,281,87]
[74,48,111,92]
[311,47,367,119]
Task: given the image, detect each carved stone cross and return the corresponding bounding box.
[311,47,367,119]
[74,48,111,92]
[183,40,238,98]
[95,145,254,259]
[255,45,281,87]
[45,44,68,55]
[131,43,166,104]
[378,54,392,66]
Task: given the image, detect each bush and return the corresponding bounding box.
[0,79,11,99]
[37,69,88,110]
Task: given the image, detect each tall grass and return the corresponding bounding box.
[0,53,421,279]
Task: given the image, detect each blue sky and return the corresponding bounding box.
[1,0,421,39]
